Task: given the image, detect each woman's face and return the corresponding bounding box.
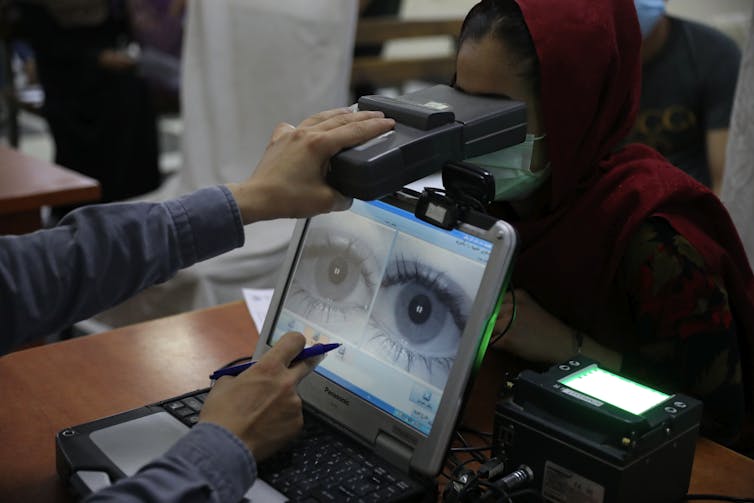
[456,34,548,172]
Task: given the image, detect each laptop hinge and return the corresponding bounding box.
[374,430,414,473]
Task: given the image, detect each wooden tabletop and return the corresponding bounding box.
[0,145,101,233]
[0,301,752,502]
[0,302,254,503]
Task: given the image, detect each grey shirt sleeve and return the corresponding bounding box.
[84,422,258,503]
[0,185,245,353]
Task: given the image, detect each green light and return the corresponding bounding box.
[559,365,670,415]
[475,282,508,371]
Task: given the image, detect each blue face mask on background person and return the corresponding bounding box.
[465,134,550,201]
[634,0,666,38]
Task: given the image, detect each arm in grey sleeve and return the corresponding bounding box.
[0,186,245,353]
[84,423,257,503]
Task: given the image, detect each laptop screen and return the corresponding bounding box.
[267,199,492,435]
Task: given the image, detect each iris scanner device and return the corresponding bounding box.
[494,357,702,503]
[328,84,527,200]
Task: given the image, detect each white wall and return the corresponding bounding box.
[399,0,476,18]
[383,0,474,58]
[668,0,752,46]
[395,0,753,24]
[385,0,753,57]
[667,0,752,21]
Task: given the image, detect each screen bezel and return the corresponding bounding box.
[253,196,517,478]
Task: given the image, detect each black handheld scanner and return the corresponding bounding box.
[327,85,527,200]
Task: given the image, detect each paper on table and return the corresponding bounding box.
[242,288,274,332]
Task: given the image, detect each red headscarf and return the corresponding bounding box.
[509,0,754,403]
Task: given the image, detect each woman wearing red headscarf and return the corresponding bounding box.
[456,0,754,453]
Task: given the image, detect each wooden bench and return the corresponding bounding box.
[352,17,464,91]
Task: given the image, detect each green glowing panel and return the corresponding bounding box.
[559,365,670,415]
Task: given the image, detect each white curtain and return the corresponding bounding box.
[721,5,754,269]
[94,0,358,327]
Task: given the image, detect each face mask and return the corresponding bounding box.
[465,134,549,201]
[634,0,666,38]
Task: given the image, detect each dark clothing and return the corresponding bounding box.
[618,217,747,448]
[499,0,754,452]
[16,3,162,203]
[626,16,741,187]
[126,0,183,58]
[125,0,183,94]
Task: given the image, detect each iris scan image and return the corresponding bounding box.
[364,234,485,388]
[285,212,393,339]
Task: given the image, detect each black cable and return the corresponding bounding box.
[455,430,472,448]
[453,456,480,471]
[684,495,754,502]
[491,286,516,347]
[455,432,489,461]
[457,425,493,439]
[450,446,493,454]
[442,452,464,481]
[477,480,513,503]
[452,430,490,461]
[445,451,462,469]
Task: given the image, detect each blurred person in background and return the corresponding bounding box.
[125,0,185,106]
[625,0,741,195]
[15,0,162,205]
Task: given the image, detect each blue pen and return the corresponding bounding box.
[209,343,341,380]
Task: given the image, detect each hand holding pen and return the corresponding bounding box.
[210,342,341,380]
[200,332,331,460]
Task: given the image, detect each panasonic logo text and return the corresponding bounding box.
[324,386,350,406]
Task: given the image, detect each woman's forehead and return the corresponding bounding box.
[456,36,528,99]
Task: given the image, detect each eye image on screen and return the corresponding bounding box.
[285,211,395,339]
[363,233,485,388]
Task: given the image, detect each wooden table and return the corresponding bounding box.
[0,301,752,502]
[0,146,101,234]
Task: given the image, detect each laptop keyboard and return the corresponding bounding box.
[259,416,426,502]
[162,390,209,427]
[159,390,429,502]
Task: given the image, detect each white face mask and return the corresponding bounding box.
[465,134,550,201]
